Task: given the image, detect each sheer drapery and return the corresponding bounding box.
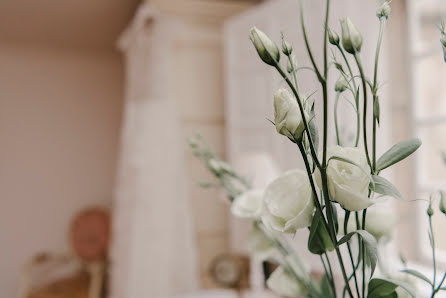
[110,4,198,298]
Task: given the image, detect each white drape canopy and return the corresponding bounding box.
[110,4,198,298]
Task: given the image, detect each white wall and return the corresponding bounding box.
[0,42,123,297]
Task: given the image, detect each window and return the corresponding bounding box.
[408,0,446,262]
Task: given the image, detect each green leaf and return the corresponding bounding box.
[370,175,405,200]
[331,202,339,234]
[401,269,432,285]
[321,274,335,298]
[377,292,398,298]
[368,278,416,298]
[309,117,319,153]
[374,96,381,125]
[355,86,360,107]
[308,210,334,255]
[376,138,422,171]
[367,279,398,298]
[337,230,378,276]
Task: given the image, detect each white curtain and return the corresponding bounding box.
[110,4,198,298]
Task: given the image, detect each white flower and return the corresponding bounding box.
[231,190,263,219]
[247,224,274,261]
[266,267,305,298]
[315,146,372,211]
[339,207,397,242]
[262,169,314,233]
[364,208,397,242]
[249,27,280,66]
[340,18,363,54]
[274,88,306,140]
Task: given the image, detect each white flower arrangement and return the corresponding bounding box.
[189,1,446,297]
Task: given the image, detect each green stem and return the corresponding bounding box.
[322,0,330,166]
[325,253,336,295]
[362,209,368,298]
[258,222,321,296]
[297,141,331,236]
[336,44,360,147]
[429,215,437,294]
[323,0,330,79]
[275,64,321,169]
[353,53,373,170]
[321,254,337,297]
[372,19,386,172]
[323,82,329,166]
[335,92,342,146]
[345,211,361,298]
[299,0,323,83]
[434,272,446,295]
[336,45,358,92]
[321,170,354,298]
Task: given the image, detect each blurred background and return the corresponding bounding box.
[0,0,445,297]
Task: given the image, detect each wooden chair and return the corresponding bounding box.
[19,207,110,298]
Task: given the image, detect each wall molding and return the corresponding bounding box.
[150,0,258,23]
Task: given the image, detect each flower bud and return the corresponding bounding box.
[273,88,306,140]
[249,27,280,66]
[440,191,446,215]
[282,39,293,56]
[287,55,297,73]
[427,206,434,217]
[335,76,349,93]
[376,2,391,19]
[328,28,340,45]
[340,18,363,54]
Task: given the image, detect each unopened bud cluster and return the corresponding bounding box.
[376,2,391,19]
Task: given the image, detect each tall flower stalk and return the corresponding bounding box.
[189,1,425,297]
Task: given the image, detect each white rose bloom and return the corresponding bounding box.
[231,190,263,219]
[262,169,314,233]
[274,88,306,140]
[339,207,397,242]
[266,266,305,298]
[315,146,372,211]
[363,208,397,242]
